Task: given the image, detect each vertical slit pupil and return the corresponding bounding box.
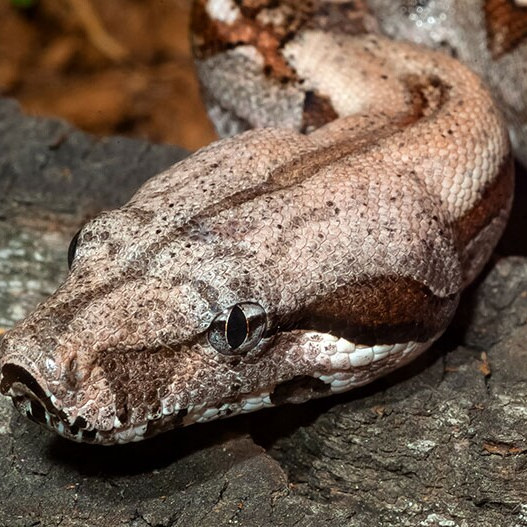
[226,305,248,349]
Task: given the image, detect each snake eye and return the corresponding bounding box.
[67,229,81,269]
[208,302,267,355]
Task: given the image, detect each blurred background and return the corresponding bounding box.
[0,0,217,151]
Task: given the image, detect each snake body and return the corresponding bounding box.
[0,0,524,444]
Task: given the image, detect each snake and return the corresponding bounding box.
[0,0,525,445]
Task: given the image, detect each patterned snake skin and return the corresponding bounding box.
[0,0,524,444]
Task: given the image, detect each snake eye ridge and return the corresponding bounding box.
[208,302,267,355]
[67,229,81,269]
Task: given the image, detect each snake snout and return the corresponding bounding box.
[0,362,64,429]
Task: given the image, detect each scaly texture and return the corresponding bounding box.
[0,0,517,444]
[367,0,527,167]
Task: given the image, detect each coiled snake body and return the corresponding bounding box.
[0,0,525,444]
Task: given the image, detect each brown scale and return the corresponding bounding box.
[484,0,527,58]
[191,0,298,81]
[191,0,374,80]
[301,91,339,132]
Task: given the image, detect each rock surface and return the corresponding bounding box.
[1,98,527,526]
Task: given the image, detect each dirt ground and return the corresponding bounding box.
[0,0,216,151]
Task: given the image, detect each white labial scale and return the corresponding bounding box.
[372,344,394,362]
[195,407,225,423]
[206,0,240,24]
[193,392,273,424]
[132,424,148,442]
[113,423,148,444]
[328,339,389,369]
[313,333,438,394]
[330,352,353,370]
[200,407,220,420]
[161,398,174,416]
[241,393,273,412]
[349,347,375,367]
[194,402,241,423]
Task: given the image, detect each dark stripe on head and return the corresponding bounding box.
[295,275,459,345]
[172,72,451,233]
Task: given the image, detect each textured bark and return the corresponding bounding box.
[1,98,527,526]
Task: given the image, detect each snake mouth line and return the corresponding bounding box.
[12,394,99,442]
[9,396,270,445]
[1,363,270,444]
[1,333,437,444]
[8,390,170,444]
[0,362,167,444]
[0,362,272,444]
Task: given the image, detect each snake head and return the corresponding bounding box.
[0,128,461,444]
[0,269,441,446]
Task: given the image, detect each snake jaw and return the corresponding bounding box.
[0,352,265,445]
[0,325,439,445]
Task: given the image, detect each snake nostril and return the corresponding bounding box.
[0,363,63,421]
[0,363,47,401]
[1,363,74,432]
[1,363,51,427]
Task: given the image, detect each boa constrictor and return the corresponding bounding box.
[0,0,525,445]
